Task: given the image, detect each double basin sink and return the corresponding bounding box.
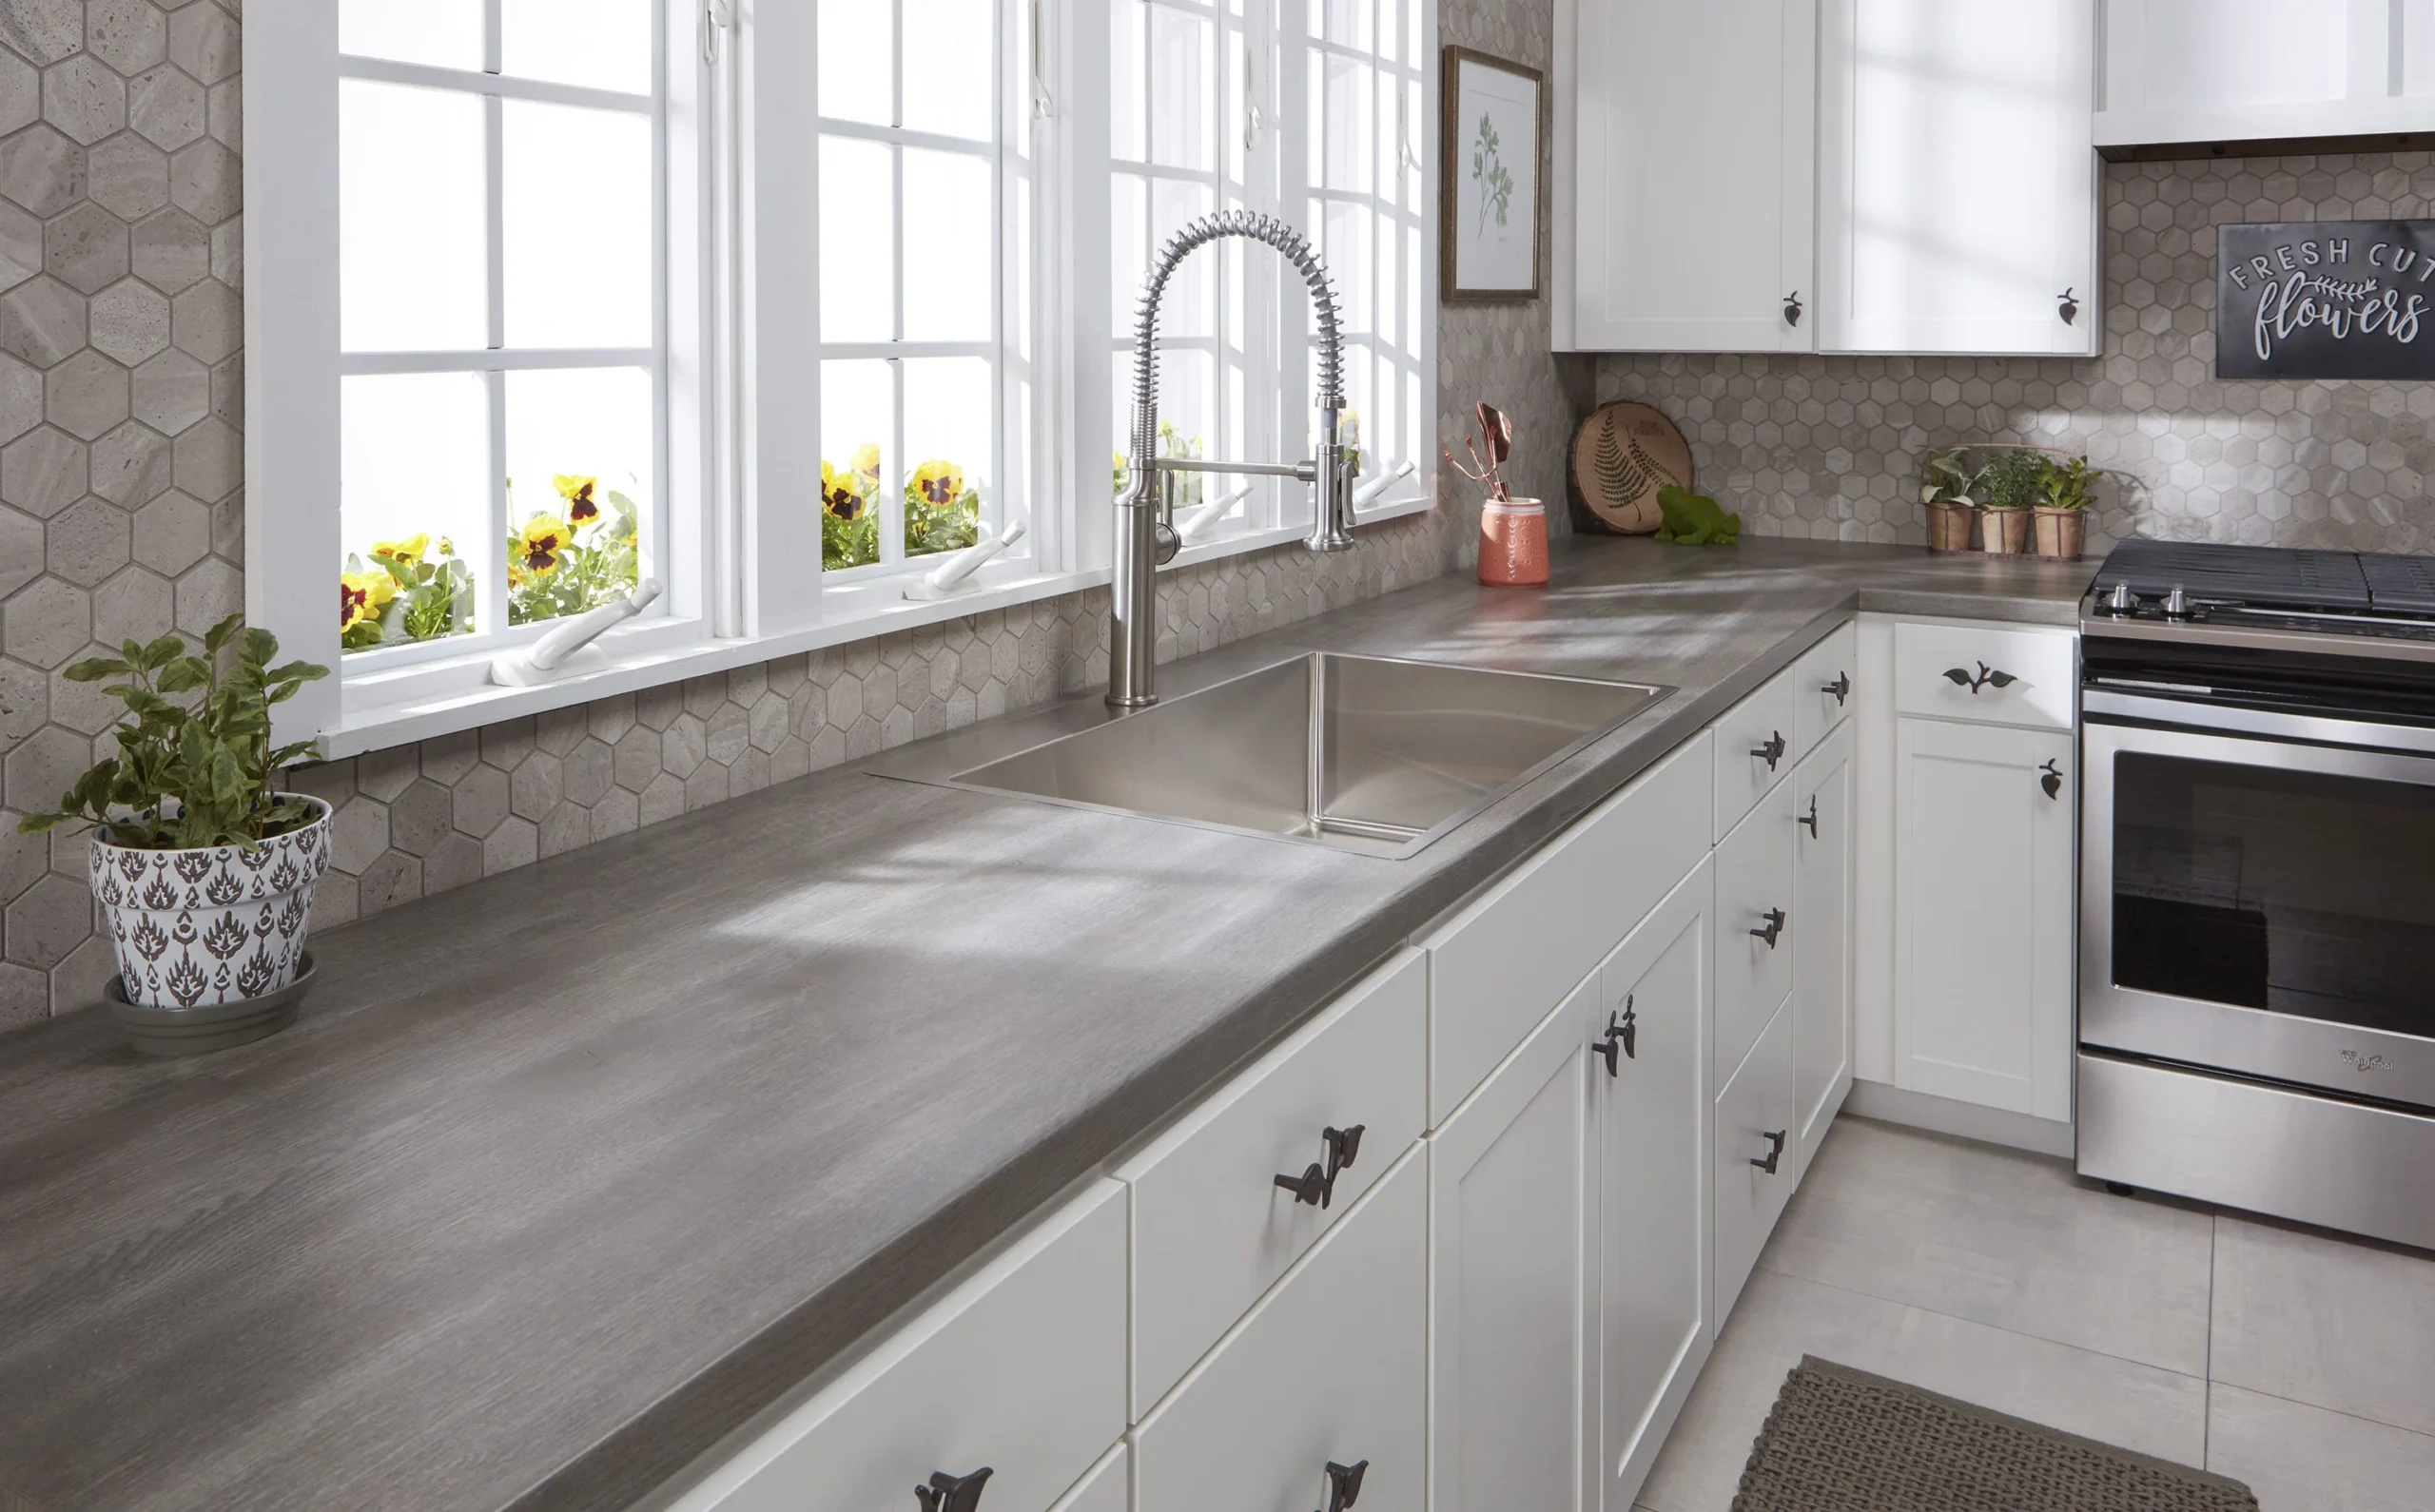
[870,651,1671,858]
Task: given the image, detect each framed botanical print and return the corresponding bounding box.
[1440,46,1544,302]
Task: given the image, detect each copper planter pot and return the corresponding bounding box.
[1926,500,1974,553]
[1980,507,2032,555]
[2033,506,2085,561]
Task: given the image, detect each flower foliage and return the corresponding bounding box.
[822,442,883,570]
[341,533,472,652]
[14,614,329,849]
[905,459,982,557]
[508,473,642,625]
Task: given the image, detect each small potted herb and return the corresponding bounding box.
[15,615,332,1053]
[2034,454,2099,561]
[1977,448,2043,556]
[1919,448,1978,553]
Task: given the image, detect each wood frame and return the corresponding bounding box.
[1439,45,1545,303]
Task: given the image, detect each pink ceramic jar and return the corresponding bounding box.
[1477,497,1549,587]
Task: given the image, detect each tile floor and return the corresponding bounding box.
[1637,1115,2435,1512]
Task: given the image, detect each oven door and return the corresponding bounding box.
[2082,690,2435,1111]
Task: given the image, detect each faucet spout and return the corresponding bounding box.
[1110,211,1356,708]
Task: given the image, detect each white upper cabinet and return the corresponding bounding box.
[2097,0,2435,149]
[1818,0,2101,356]
[1559,0,1817,353]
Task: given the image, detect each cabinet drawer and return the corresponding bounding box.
[1133,1151,1427,1512]
[1425,731,1713,1127]
[668,1182,1127,1512]
[1714,998,1796,1322]
[1120,950,1426,1418]
[1791,621,1858,758]
[1713,777,1797,1089]
[1713,665,1800,840]
[1893,620,2076,729]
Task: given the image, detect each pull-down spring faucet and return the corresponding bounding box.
[1108,211,1356,708]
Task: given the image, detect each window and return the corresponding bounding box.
[249,0,1432,756]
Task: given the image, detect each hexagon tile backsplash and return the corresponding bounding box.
[1598,153,2435,557]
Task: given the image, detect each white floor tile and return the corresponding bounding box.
[1634,1269,2210,1512]
[1758,1117,2216,1375]
[2211,1214,2435,1438]
[2208,1383,2435,1512]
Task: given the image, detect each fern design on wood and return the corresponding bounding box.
[1592,418,1684,512]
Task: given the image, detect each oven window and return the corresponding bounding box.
[2114,753,2435,1037]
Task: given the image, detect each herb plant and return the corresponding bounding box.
[15,615,330,850]
[1918,448,1980,508]
[1977,448,2046,511]
[2038,454,2099,511]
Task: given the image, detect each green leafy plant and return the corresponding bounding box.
[1977,448,2046,511]
[507,474,642,624]
[15,615,329,849]
[2038,454,2100,511]
[341,533,472,652]
[1918,448,1980,508]
[1471,114,1515,234]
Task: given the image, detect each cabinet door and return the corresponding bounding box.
[1052,1447,1128,1512]
[1895,718,2075,1123]
[1713,998,1797,1322]
[1592,858,1713,1512]
[1792,721,1855,1175]
[1134,1153,1426,1512]
[1818,0,2099,355]
[1713,777,1797,1089]
[2096,0,2425,149]
[1429,979,1593,1512]
[1568,0,1815,352]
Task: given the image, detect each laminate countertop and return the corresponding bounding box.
[0,536,2094,1512]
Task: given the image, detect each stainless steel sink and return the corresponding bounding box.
[869,652,1671,858]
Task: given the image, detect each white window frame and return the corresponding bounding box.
[246,0,1434,759]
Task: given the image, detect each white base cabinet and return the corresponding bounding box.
[1591,860,1714,1512]
[1792,720,1856,1173]
[1135,1153,1428,1512]
[1894,716,2076,1124]
[1713,998,1797,1321]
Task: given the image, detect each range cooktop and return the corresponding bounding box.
[2087,540,2435,640]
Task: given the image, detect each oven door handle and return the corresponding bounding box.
[2082,688,2435,760]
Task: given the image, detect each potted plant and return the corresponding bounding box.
[1976,448,2043,556]
[16,615,332,1053]
[1919,448,1978,553]
[2035,454,2099,561]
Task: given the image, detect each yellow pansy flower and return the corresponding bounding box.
[822,460,867,519]
[553,474,600,524]
[849,442,880,479]
[369,533,429,565]
[515,514,573,580]
[340,570,396,632]
[909,459,964,507]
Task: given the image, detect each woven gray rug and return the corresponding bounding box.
[1732,1357,2258,1512]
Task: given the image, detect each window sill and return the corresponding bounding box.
[313,492,1434,760]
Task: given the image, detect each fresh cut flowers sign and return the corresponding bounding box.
[2217,221,2435,380]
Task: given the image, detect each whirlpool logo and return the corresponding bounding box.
[2340,1050,2395,1074]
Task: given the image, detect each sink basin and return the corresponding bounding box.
[870,652,1671,858]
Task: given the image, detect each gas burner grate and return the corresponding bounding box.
[2093,540,2373,611]
[2360,553,2435,616]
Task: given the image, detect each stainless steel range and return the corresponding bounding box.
[2078,539,2435,1250]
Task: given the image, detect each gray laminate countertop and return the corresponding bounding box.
[0,536,2094,1512]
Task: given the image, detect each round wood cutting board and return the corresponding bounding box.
[1569,400,1693,535]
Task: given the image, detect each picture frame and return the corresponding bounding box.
[1440,46,1545,303]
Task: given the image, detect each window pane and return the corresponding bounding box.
[1321,196,1373,333]
[902,0,994,142]
[1109,0,1147,162]
[819,0,894,126]
[1148,6,1212,170]
[503,0,654,93]
[503,368,652,625]
[904,358,991,558]
[341,0,482,69]
[502,101,653,349]
[1149,178,1214,339]
[341,82,486,353]
[820,136,897,343]
[1321,54,1373,192]
[341,374,488,652]
[902,148,991,342]
[821,360,892,570]
[1111,171,1147,331]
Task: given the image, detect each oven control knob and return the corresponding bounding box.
[2162,586,2191,619]
[2099,583,2136,615]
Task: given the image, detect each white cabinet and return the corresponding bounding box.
[1051,1448,1128,1512]
[1134,1153,1427,1512]
[1894,717,2076,1124]
[1818,0,2100,356]
[1561,0,1816,352]
[1712,667,1798,842]
[1791,623,1858,761]
[667,1182,1128,1512]
[1792,721,1856,1173]
[1713,777,1798,1088]
[1429,981,1595,1512]
[2097,0,2435,148]
[1713,998,1797,1321]
[1591,859,1714,1512]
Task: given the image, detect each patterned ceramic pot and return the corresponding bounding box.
[88,796,333,1010]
